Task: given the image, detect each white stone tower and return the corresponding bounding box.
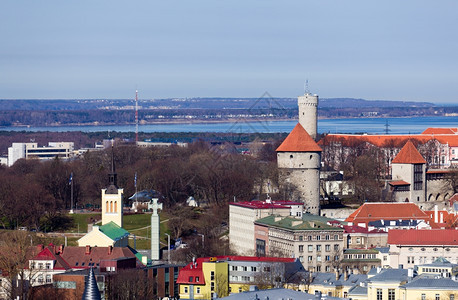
[102,146,124,227]
[277,123,322,215]
[298,93,319,139]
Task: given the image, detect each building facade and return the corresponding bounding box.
[7,142,74,166]
[229,199,303,255]
[254,214,344,272]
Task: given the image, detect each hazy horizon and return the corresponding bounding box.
[1,1,457,103]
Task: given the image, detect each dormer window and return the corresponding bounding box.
[189,276,193,282]
[196,276,199,282]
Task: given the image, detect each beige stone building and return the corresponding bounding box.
[254,214,344,272]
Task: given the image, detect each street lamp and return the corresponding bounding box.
[165,233,170,263]
[197,233,205,249]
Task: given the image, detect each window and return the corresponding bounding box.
[308,236,312,241]
[377,288,382,300]
[316,245,321,252]
[38,263,43,269]
[196,276,199,282]
[334,244,339,251]
[231,265,237,271]
[308,245,313,252]
[316,236,321,241]
[299,235,303,241]
[316,266,321,272]
[334,235,339,240]
[299,245,304,252]
[421,294,426,300]
[46,263,51,269]
[325,245,331,252]
[251,267,257,272]
[299,256,304,262]
[408,256,415,264]
[263,267,270,272]
[189,276,193,282]
[210,271,215,281]
[450,294,454,300]
[326,255,330,261]
[387,289,395,300]
[414,164,423,190]
[46,275,52,283]
[325,266,330,272]
[356,237,361,244]
[196,287,201,294]
[184,287,188,294]
[435,294,440,300]
[308,256,313,262]
[325,235,330,240]
[211,282,215,291]
[317,255,322,262]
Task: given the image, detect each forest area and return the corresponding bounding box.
[0,139,281,233]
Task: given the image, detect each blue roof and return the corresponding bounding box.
[402,277,458,290]
[219,288,345,300]
[369,269,409,283]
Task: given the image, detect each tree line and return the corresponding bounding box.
[0,140,280,231]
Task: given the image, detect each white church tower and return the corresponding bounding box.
[102,146,123,227]
[277,92,321,214]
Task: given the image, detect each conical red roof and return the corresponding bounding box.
[276,123,322,152]
[392,140,426,164]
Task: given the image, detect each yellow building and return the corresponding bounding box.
[366,268,409,300]
[399,276,458,300]
[177,256,305,299]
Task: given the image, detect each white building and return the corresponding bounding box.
[229,199,303,255]
[7,142,74,166]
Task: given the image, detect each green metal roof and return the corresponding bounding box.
[255,214,343,231]
[99,222,129,241]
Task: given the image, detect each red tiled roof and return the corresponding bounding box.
[230,200,303,210]
[276,123,322,152]
[29,245,139,270]
[388,229,458,245]
[319,133,458,148]
[345,203,430,224]
[343,225,385,234]
[449,193,458,206]
[389,180,410,186]
[392,140,426,164]
[422,128,458,135]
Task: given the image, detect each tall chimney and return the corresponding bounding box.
[85,245,91,255]
[434,205,438,223]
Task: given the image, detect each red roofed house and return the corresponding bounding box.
[388,229,458,268]
[24,243,140,287]
[345,202,431,228]
[229,198,303,255]
[389,140,427,204]
[177,256,306,299]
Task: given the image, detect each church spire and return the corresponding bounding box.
[107,144,118,193]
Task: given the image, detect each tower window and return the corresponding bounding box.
[290,155,293,159]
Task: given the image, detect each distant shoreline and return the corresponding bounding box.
[3,114,457,129]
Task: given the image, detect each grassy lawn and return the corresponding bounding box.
[68,213,101,233]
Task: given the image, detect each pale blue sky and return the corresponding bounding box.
[1,1,457,103]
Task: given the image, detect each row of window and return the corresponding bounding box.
[105,201,118,213]
[230,266,257,272]
[30,262,52,269]
[299,255,339,263]
[297,234,340,241]
[299,244,340,252]
[344,253,377,259]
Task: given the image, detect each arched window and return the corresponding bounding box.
[114,201,117,213]
[110,201,113,213]
[106,201,109,212]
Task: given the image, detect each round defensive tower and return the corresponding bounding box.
[298,93,319,139]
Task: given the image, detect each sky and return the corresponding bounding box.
[1,1,457,103]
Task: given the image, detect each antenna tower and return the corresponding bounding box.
[135,89,138,144]
[384,120,390,135]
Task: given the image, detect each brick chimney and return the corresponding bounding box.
[85,245,91,255]
[108,246,113,255]
[58,244,64,255]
